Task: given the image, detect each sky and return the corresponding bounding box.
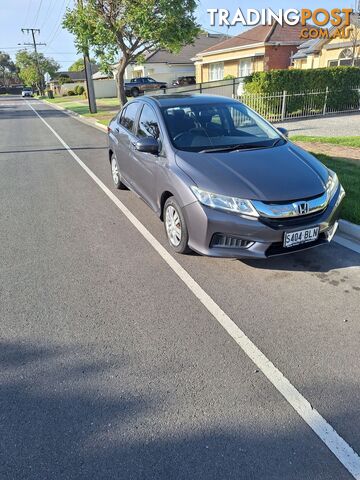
[0,0,356,70]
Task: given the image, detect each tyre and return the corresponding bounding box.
[163,197,191,254]
[131,87,140,97]
[111,154,127,190]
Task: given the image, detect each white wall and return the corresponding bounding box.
[124,63,195,85]
[93,79,117,98]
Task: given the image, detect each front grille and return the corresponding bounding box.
[210,233,253,249]
[259,209,325,229]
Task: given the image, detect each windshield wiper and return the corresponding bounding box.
[271,138,286,147]
[199,144,268,154]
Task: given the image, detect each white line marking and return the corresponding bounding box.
[27,101,360,479]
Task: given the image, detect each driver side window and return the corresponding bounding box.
[137,104,160,139]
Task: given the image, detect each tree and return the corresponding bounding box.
[63,0,200,105]
[69,57,97,71]
[0,52,17,86]
[349,12,360,66]
[15,50,60,91]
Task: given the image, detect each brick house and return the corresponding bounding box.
[193,23,304,83]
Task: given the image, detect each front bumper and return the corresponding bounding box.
[183,186,345,259]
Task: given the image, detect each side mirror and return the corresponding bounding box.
[277,127,289,138]
[135,137,159,154]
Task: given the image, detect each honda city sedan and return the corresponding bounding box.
[107,95,344,258]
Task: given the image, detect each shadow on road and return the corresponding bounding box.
[0,339,351,479]
[242,242,360,273]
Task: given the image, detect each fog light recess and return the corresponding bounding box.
[210,234,253,249]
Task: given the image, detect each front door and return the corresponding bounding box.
[130,103,162,211]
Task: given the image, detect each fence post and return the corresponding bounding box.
[232,78,236,98]
[199,83,202,94]
[281,90,287,121]
[323,86,329,115]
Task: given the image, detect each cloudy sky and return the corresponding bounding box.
[0,0,351,70]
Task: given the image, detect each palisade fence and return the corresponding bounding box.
[238,87,360,122]
[146,77,360,123]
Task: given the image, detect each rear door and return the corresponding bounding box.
[114,102,140,185]
[129,103,162,211]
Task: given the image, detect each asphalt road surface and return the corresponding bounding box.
[1,96,360,480]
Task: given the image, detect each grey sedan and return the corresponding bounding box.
[108,95,344,258]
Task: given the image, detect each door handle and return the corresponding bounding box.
[115,127,120,132]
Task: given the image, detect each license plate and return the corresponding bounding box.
[283,226,319,248]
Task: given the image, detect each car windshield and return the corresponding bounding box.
[161,102,284,153]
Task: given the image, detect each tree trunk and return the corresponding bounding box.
[115,59,128,107]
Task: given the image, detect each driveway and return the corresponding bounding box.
[1,96,360,479]
[277,112,360,137]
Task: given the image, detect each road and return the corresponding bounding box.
[0,96,359,480]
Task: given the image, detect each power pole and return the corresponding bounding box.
[21,28,46,94]
[77,0,97,113]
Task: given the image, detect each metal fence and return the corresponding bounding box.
[147,78,360,123]
[237,87,360,122]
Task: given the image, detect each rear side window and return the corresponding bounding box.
[137,104,160,139]
[120,103,139,131]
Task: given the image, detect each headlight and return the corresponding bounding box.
[326,170,339,200]
[190,186,259,217]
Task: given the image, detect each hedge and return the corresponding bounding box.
[243,67,360,115]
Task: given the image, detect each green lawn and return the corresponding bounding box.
[44,95,120,126]
[314,154,360,225]
[291,135,360,149]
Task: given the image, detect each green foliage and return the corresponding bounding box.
[0,51,18,84]
[69,57,97,71]
[63,0,200,104]
[224,74,235,80]
[15,50,60,88]
[67,90,76,96]
[74,84,85,95]
[243,67,360,117]
[244,67,360,94]
[57,74,72,85]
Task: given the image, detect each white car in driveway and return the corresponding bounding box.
[22,87,33,98]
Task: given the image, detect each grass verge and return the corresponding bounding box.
[291,135,360,149]
[45,95,119,126]
[314,154,360,225]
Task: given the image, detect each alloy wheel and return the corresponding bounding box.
[165,205,182,247]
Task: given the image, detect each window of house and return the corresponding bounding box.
[209,62,224,81]
[329,48,356,67]
[120,102,139,131]
[137,105,160,139]
[239,58,253,77]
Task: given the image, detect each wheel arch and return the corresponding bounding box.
[159,191,174,221]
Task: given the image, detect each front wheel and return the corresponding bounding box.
[111,154,127,190]
[164,197,191,254]
[131,87,140,97]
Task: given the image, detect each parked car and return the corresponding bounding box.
[108,95,344,259]
[21,87,33,97]
[124,77,167,97]
[172,76,196,87]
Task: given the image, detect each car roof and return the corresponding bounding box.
[133,94,240,108]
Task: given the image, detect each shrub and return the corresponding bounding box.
[61,92,68,97]
[224,74,235,80]
[77,85,85,95]
[67,90,75,96]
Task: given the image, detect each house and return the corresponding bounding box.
[124,33,226,84]
[193,23,304,83]
[292,15,360,69]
